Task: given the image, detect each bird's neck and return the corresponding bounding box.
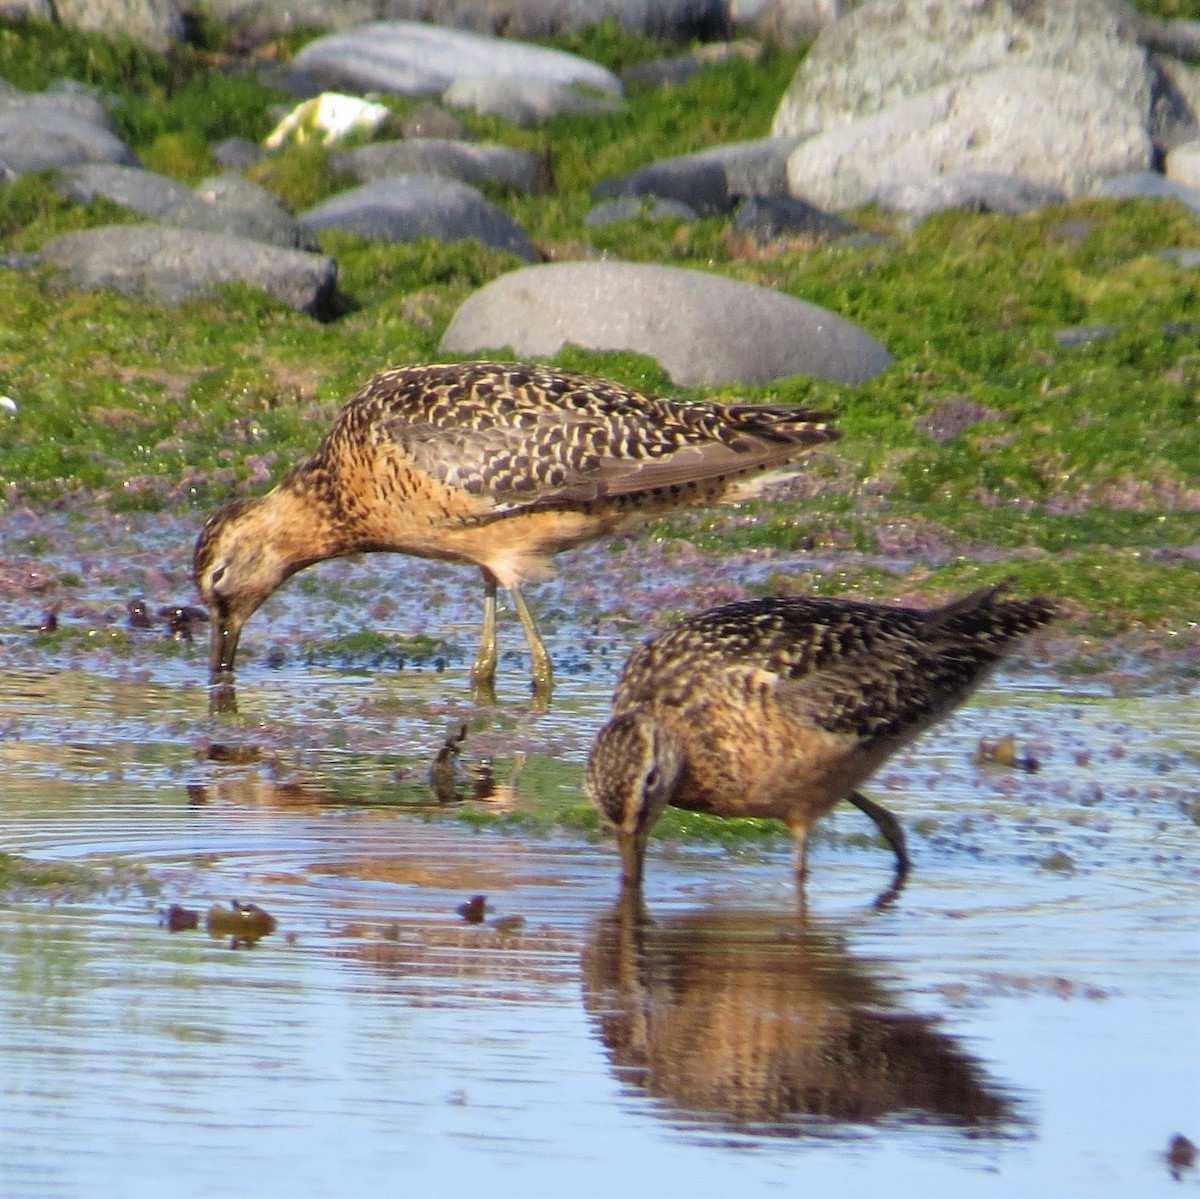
[253,479,355,577]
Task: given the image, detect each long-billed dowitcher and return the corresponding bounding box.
[193,360,838,705]
[586,582,1057,900]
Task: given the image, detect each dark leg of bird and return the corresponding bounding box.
[789,819,811,883]
[470,568,499,704]
[846,790,910,907]
[510,582,553,703]
[845,790,909,880]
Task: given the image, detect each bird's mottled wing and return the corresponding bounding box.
[363,361,836,511]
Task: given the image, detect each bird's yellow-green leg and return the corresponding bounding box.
[511,583,553,705]
[471,569,499,704]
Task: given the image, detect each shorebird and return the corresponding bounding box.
[586,582,1057,901]
[193,360,838,705]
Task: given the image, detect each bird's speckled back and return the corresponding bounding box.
[300,361,838,513]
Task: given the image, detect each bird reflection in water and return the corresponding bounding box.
[581,897,1021,1139]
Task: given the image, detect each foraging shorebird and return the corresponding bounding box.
[193,360,838,705]
[586,582,1057,901]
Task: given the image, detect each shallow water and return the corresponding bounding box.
[0,516,1198,1197]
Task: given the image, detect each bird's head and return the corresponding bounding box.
[193,495,289,685]
[585,710,684,887]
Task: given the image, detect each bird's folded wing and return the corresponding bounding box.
[388,407,829,509]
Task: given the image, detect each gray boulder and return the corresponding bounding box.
[786,67,1152,210]
[772,0,1155,136]
[38,225,338,314]
[298,174,539,262]
[287,21,621,99]
[332,139,547,194]
[442,77,622,126]
[440,260,892,387]
[0,105,138,177]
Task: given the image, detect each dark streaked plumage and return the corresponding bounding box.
[586,581,1057,899]
[193,360,838,704]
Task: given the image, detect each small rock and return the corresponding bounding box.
[443,77,621,126]
[731,193,858,243]
[299,175,539,262]
[400,102,469,140]
[593,156,730,216]
[585,196,698,226]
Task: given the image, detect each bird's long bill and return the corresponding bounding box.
[617,829,649,888]
[208,613,242,686]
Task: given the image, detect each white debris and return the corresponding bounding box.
[265,92,391,149]
[0,395,17,414]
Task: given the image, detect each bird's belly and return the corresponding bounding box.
[669,722,893,826]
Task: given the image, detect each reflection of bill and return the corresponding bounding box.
[582,897,1020,1136]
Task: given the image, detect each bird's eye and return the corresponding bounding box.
[645,766,660,790]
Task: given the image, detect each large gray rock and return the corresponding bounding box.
[287,21,621,99]
[332,139,546,193]
[39,225,337,314]
[786,67,1153,210]
[441,77,622,125]
[772,0,1155,136]
[0,105,139,177]
[440,261,892,386]
[298,174,540,262]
